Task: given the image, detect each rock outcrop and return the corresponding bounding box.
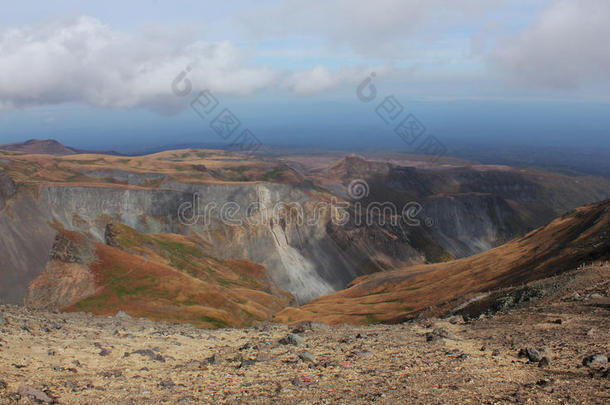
[0,172,16,208]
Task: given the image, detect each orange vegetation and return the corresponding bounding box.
[275,200,610,325]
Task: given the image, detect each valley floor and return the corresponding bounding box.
[1,267,609,404]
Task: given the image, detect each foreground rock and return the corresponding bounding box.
[17,386,54,403]
[279,333,304,346]
[518,347,550,363]
[582,354,608,368]
[0,269,609,405]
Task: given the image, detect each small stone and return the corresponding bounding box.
[98,370,122,378]
[518,348,547,363]
[0,312,5,325]
[492,349,501,357]
[18,386,54,403]
[279,333,304,346]
[552,319,563,324]
[291,322,313,334]
[292,375,302,386]
[132,349,165,362]
[582,354,608,368]
[0,381,7,390]
[206,354,219,365]
[115,311,132,320]
[298,352,316,364]
[427,328,453,342]
[159,379,175,390]
[538,357,550,368]
[238,359,257,368]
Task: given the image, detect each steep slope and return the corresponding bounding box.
[0,174,57,304]
[26,223,293,328]
[275,199,610,325]
[306,155,610,259]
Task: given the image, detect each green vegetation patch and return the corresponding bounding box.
[200,315,228,328]
[262,167,285,181]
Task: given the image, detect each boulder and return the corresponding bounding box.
[279,333,305,346]
[582,354,608,368]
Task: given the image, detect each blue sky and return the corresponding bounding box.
[1,0,609,152]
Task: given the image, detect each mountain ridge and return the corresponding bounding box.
[0,139,121,156]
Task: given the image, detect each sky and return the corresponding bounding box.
[1,0,609,153]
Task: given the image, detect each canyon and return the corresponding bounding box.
[1,144,609,327]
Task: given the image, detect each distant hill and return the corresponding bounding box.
[0,139,121,156]
[0,139,79,155]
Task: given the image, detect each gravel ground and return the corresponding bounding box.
[1,268,609,404]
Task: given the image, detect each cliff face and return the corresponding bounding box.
[1,150,609,315]
[275,199,610,326]
[34,182,526,303]
[25,233,97,310]
[37,182,385,303]
[0,173,17,208]
[422,193,526,257]
[0,178,56,305]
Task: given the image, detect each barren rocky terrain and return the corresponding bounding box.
[1,265,609,404]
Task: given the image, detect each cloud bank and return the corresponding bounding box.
[240,0,499,57]
[490,0,610,89]
[2,1,610,113]
[0,16,380,112]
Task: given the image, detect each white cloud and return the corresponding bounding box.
[0,16,278,112]
[490,0,610,89]
[0,15,392,111]
[286,65,389,94]
[240,0,501,57]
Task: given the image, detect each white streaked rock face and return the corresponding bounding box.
[38,183,361,303]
